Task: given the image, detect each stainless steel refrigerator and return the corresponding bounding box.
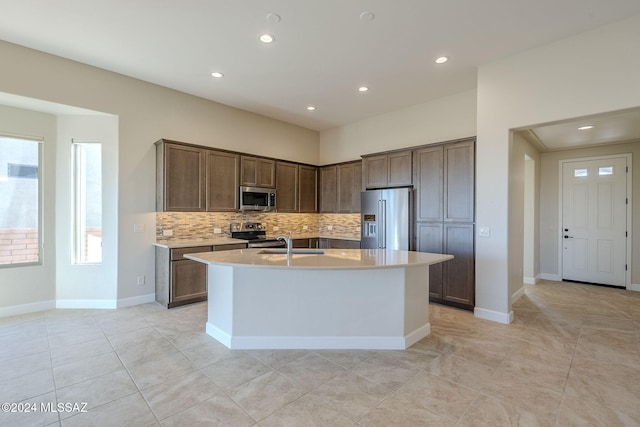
[361,187,413,250]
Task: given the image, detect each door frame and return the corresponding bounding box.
[557,153,632,289]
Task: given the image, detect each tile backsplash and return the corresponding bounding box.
[156,212,361,240]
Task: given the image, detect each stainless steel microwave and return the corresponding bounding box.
[239,186,276,212]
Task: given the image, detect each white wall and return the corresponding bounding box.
[319,90,477,164]
[55,114,120,307]
[509,133,541,302]
[523,155,537,283]
[539,141,640,285]
[0,40,319,312]
[0,105,57,315]
[477,13,640,322]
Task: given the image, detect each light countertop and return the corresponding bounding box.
[154,234,360,249]
[153,237,247,249]
[185,248,452,270]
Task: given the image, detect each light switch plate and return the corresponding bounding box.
[478,227,490,237]
[213,228,222,234]
[133,223,145,233]
[163,229,173,236]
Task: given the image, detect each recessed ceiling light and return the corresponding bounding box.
[210,72,224,78]
[578,125,594,130]
[259,33,275,44]
[358,86,369,92]
[266,13,281,23]
[435,56,449,64]
[359,11,375,22]
[306,106,316,111]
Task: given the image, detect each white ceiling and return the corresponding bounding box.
[1,0,640,135]
[527,108,640,151]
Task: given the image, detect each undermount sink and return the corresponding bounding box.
[258,249,326,255]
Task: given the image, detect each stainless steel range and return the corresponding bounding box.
[230,222,286,248]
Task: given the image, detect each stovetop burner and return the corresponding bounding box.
[230,222,286,248]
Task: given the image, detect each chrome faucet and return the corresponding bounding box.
[276,231,293,255]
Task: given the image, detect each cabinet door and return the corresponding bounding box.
[352,161,362,212]
[241,156,276,188]
[319,166,337,213]
[363,154,388,189]
[388,150,412,187]
[162,144,205,211]
[442,223,475,308]
[257,158,276,188]
[444,141,474,222]
[334,161,363,213]
[276,161,298,212]
[328,239,360,249]
[414,146,444,222]
[206,150,239,211]
[337,163,355,213]
[292,238,310,248]
[298,165,318,213]
[416,222,444,300]
[170,260,207,305]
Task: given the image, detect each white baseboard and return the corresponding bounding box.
[540,273,561,281]
[523,275,539,285]
[511,286,525,304]
[117,293,156,308]
[474,307,514,324]
[56,299,117,309]
[206,321,430,350]
[0,300,56,318]
[628,283,640,292]
[0,294,156,318]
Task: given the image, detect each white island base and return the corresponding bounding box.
[186,249,453,350]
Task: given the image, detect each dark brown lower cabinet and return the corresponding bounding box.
[417,222,475,310]
[319,238,361,249]
[292,238,359,249]
[170,258,208,307]
[155,243,246,308]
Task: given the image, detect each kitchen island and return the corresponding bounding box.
[185,248,453,350]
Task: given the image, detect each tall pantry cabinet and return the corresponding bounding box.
[414,138,475,310]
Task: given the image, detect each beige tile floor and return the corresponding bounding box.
[1,280,639,426]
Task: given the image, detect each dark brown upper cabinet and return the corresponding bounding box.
[275,161,299,212]
[298,165,318,213]
[319,165,337,213]
[206,150,239,212]
[319,160,362,213]
[362,150,412,189]
[156,141,206,212]
[444,140,475,222]
[337,161,362,213]
[241,156,275,188]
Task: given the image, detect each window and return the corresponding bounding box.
[598,166,613,176]
[574,168,588,177]
[72,141,102,264]
[0,135,42,266]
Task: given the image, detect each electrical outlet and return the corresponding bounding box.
[478,227,490,237]
[327,225,333,231]
[163,229,173,236]
[213,228,222,234]
[136,275,145,286]
[133,223,145,233]
[273,226,279,231]
[302,225,309,230]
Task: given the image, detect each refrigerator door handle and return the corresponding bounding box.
[379,199,386,249]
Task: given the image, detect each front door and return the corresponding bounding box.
[562,156,627,287]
